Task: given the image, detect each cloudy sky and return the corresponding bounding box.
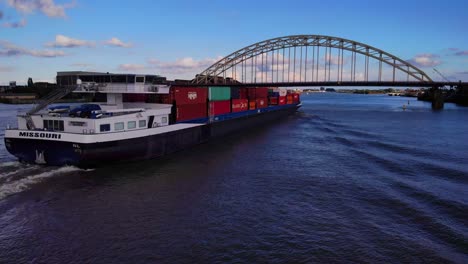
[0,0,467,84]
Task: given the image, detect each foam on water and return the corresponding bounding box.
[0,166,83,200]
[0,161,22,168]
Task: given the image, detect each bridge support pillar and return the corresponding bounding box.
[431,87,444,110]
[454,82,468,106]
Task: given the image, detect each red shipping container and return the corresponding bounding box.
[269,96,278,105]
[247,88,256,99]
[286,94,293,101]
[172,86,207,105]
[293,93,300,102]
[249,101,256,110]
[255,88,269,98]
[232,99,248,112]
[176,103,207,122]
[209,100,231,115]
[239,88,248,99]
[278,96,286,105]
[256,98,268,108]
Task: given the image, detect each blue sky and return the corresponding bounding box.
[0,0,467,84]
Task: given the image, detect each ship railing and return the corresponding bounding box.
[89,108,145,119]
[5,124,16,130]
[24,85,79,129]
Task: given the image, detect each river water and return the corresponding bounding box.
[0,93,467,263]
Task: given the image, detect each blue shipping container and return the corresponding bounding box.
[231,87,240,99]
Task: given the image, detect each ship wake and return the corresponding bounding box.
[0,162,84,200]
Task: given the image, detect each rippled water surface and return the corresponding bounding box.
[0,94,467,263]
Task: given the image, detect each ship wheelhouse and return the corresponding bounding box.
[56,71,168,93]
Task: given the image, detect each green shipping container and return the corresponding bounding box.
[209,86,231,101]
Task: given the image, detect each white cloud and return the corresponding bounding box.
[2,18,27,28]
[104,37,132,48]
[110,57,223,79]
[145,56,223,79]
[7,0,75,18]
[148,56,222,74]
[407,53,441,68]
[46,34,95,48]
[149,57,221,69]
[118,64,146,71]
[0,40,65,57]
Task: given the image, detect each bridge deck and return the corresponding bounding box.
[178,81,467,88]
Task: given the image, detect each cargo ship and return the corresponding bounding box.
[4,71,301,167]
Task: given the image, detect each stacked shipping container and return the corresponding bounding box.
[209,100,231,115]
[293,93,300,103]
[173,86,208,122]
[269,96,278,105]
[266,88,287,106]
[209,86,230,101]
[232,99,248,112]
[209,86,231,116]
[249,101,256,110]
[246,87,268,110]
[170,86,298,122]
[279,96,286,105]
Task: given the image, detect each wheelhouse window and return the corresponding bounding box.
[79,75,94,82]
[139,120,146,128]
[43,120,64,131]
[135,76,145,83]
[128,121,136,129]
[100,124,111,132]
[110,75,127,83]
[114,122,124,131]
[145,76,154,84]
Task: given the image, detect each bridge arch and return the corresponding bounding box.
[193,35,433,84]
